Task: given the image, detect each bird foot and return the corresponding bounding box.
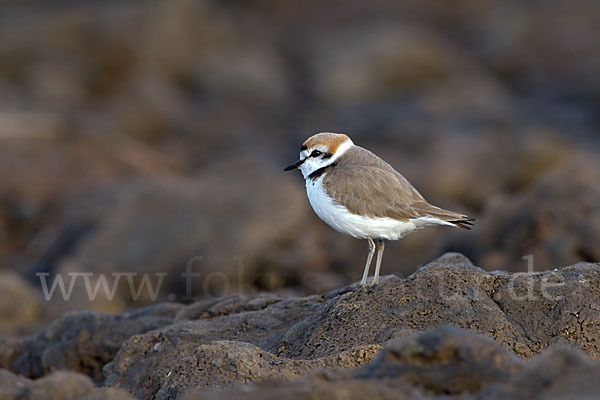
[336,281,378,298]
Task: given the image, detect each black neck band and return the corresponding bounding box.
[308,161,338,180]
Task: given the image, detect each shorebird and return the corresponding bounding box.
[284,132,475,289]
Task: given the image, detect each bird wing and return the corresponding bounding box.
[322,146,476,228]
[323,165,426,221]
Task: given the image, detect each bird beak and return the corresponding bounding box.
[284,159,304,171]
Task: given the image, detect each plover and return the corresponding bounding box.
[284,132,475,288]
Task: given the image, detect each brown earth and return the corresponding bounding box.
[2,253,600,399]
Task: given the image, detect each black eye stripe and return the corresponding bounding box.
[307,150,333,159]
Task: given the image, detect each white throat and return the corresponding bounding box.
[299,139,353,180]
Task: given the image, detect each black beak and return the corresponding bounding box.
[283,159,304,171]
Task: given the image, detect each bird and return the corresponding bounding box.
[284,132,475,289]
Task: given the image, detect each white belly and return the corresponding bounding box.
[306,177,450,240]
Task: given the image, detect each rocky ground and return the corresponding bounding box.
[2,253,600,399]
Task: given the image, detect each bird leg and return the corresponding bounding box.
[371,239,385,287]
[360,237,376,287]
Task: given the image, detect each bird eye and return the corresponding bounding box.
[310,150,322,157]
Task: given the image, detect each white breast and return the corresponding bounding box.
[306,176,451,240]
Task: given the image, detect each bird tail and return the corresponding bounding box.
[447,217,476,230]
[412,202,476,230]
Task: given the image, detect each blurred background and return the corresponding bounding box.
[1,0,599,334]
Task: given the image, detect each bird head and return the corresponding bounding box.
[284,132,353,179]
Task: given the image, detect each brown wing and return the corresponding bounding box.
[323,146,476,228]
[323,165,426,221]
[411,201,476,230]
